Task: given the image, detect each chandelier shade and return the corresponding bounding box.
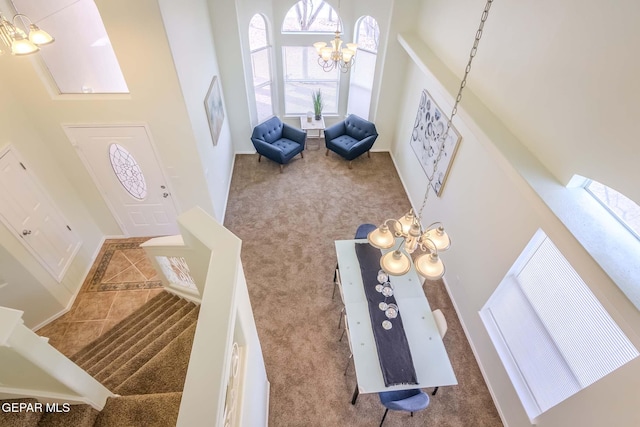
[312,0,356,73]
[367,224,396,249]
[28,23,54,46]
[423,224,451,252]
[313,30,357,73]
[380,249,411,276]
[414,252,445,281]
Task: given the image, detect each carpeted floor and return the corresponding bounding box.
[224,148,503,426]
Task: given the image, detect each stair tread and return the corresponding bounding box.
[36,404,98,427]
[0,399,43,427]
[89,301,197,379]
[78,297,189,371]
[102,305,199,389]
[71,292,180,366]
[73,292,176,364]
[93,393,182,427]
[114,322,198,395]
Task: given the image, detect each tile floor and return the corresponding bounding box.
[36,238,164,358]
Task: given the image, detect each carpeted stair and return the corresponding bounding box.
[0,292,198,427]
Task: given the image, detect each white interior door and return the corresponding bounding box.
[0,148,81,282]
[65,125,179,237]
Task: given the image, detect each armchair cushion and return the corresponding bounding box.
[251,117,305,165]
[325,114,378,162]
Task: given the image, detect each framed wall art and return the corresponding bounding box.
[409,89,462,196]
[204,75,225,146]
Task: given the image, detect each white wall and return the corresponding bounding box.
[390,36,640,427]
[207,0,255,154]
[158,0,235,222]
[416,0,640,201]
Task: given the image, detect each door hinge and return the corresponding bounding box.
[19,162,26,170]
[66,225,71,231]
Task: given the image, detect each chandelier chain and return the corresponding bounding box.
[417,0,494,221]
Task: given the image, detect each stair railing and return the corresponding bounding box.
[0,307,115,410]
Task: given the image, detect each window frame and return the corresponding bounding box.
[248,13,274,124]
[583,179,640,241]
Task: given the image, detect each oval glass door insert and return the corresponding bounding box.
[108,143,148,200]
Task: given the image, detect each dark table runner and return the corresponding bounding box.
[354,243,418,387]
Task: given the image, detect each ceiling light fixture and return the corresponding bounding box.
[0,12,54,56]
[312,0,356,73]
[368,0,494,280]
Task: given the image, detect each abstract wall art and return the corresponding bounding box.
[409,89,461,196]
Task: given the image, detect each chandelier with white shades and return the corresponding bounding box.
[0,11,54,56]
[367,0,495,280]
[312,0,356,72]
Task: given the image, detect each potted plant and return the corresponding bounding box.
[312,89,323,121]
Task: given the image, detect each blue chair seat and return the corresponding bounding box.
[378,389,430,426]
[272,138,304,162]
[325,114,378,168]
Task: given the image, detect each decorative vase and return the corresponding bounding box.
[314,113,321,121]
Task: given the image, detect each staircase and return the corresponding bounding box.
[0,292,199,427]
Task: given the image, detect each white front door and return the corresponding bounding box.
[65,125,179,237]
[0,148,81,282]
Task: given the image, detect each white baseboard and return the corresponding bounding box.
[33,235,109,332]
[440,276,508,427]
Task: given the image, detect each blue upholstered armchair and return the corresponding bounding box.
[324,114,378,168]
[251,117,306,172]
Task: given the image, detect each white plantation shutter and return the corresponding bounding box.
[481,231,639,420]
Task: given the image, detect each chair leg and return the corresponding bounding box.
[300,151,304,159]
[379,408,389,427]
[325,149,329,156]
[367,151,371,158]
[280,164,284,173]
[348,161,353,169]
[432,386,439,395]
[258,154,262,162]
[332,265,339,299]
[343,353,352,376]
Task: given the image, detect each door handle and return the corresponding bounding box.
[22,229,32,236]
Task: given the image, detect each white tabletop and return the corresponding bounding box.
[335,239,458,393]
[299,116,325,131]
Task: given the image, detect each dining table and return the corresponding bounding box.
[334,239,458,403]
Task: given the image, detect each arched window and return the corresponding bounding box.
[281,0,340,116]
[249,14,274,123]
[282,0,339,33]
[584,179,640,239]
[347,16,380,119]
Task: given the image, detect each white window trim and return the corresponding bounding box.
[583,179,640,241]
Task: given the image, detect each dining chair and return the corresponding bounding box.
[332,223,377,300]
[431,308,448,395]
[339,314,353,376]
[378,389,430,426]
